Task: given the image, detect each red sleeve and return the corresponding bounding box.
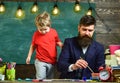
[54,29,61,43]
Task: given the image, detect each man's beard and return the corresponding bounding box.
[77,33,93,47]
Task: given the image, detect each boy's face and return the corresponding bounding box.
[37,26,50,34]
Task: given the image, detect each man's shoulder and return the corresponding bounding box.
[92,40,104,48]
[65,37,77,41]
[93,40,103,45]
[64,37,78,45]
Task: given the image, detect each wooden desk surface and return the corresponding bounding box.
[0,81,117,83]
[0,79,117,83]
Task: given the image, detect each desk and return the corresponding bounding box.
[0,81,117,83]
[0,79,117,83]
[0,82,117,83]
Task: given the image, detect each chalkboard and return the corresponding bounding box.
[0,2,95,64]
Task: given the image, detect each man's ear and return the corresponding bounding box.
[78,25,80,32]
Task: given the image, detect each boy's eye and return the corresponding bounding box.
[40,29,47,31]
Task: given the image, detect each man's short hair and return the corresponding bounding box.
[79,15,96,26]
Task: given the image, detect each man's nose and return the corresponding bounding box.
[85,30,89,35]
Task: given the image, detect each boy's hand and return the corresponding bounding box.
[26,57,31,64]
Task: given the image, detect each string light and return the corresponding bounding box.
[0,1,94,17]
[15,4,25,18]
[52,1,60,15]
[86,7,92,15]
[86,0,92,15]
[74,0,81,12]
[0,2,5,13]
[31,1,38,13]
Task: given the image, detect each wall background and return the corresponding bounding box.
[94,0,120,49]
[1,0,120,79]
[0,2,95,64]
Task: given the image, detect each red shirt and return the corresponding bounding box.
[32,28,61,64]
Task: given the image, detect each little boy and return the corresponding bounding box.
[26,11,63,80]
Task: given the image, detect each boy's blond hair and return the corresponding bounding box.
[35,11,51,29]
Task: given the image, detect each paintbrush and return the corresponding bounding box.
[80,57,94,73]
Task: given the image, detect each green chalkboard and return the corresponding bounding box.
[0,2,95,64]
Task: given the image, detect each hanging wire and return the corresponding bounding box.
[93,8,111,33]
[87,0,111,33]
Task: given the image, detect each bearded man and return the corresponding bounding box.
[57,15,105,79]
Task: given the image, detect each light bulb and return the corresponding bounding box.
[52,4,60,15]
[52,7,59,15]
[86,7,92,15]
[31,2,38,13]
[74,0,81,12]
[0,2,5,13]
[74,4,81,12]
[16,6,25,18]
[16,9,23,17]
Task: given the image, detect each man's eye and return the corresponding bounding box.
[89,30,93,32]
[83,29,87,31]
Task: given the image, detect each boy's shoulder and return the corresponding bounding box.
[50,28,57,32]
[50,27,55,30]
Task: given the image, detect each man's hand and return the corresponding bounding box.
[71,59,88,70]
